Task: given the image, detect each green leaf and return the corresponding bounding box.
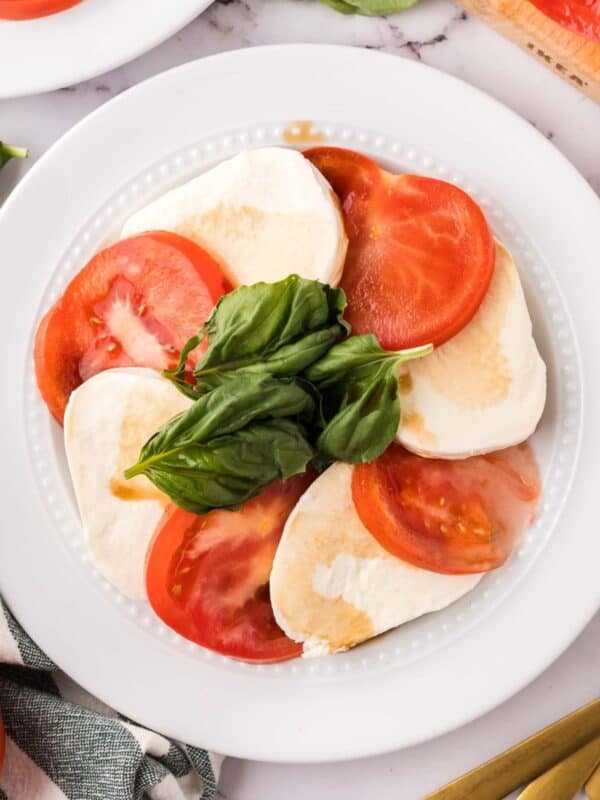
[162,332,203,393]
[125,374,315,511]
[126,374,314,477]
[318,0,358,12]
[305,334,431,386]
[164,275,349,395]
[352,0,420,12]
[142,419,314,514]
[316,362,401,463]
[0,142,28,171]
[143,280,434,511]
[318,0,419,13]
[306,334,432,463]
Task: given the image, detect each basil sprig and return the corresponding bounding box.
[165,275,348,394]
[125,375,315,513]
[128,276,431,513]
[318,0,419,16]
[305,335,432,462]
[0,142,28,172]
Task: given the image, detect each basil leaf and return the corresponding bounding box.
[305,334,431,385]
[350,0,419,12]
[125,374,315,480]
[318,0,418,13]
[316,362,401,462]
[318,0,357,12]
[307,335,433,463]
[140,419,314,514]
[164,275,349,394]
[162,332,203,392]
[0,142,28,171]
[140,280,434,511]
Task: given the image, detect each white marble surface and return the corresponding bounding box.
[1,1,599,797]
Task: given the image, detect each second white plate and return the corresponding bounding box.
[0,0,212,98]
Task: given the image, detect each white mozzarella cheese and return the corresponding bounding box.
[396,241,546,459]
[270,463,482,656]
[64,368,192,599]
[121,147,348,288]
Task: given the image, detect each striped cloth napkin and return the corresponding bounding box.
[0,598,221,800]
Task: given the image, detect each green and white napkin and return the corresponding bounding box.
[0,598,220,800]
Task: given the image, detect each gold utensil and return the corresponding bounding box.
[425,698,600,800]
[517,735,600,799]
[586,764,600,799]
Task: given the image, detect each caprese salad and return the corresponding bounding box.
[34,145,546,663]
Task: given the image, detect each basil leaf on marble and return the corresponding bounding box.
[0,142,28,171]
[318,0,357,12]
[318,0,419,14]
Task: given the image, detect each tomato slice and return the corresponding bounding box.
[0,0,82,19]
[306,147,495,350]
[146,473,314,663]
[528,0,600,42]
[34,231,231,424]
[352,443,540,574]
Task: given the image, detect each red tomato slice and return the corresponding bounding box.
[528,0,600,42]
[0,0,82,19]
[352,443,540,574]
[306,147,495,350]
[146,473,314,663]
[34,231,231,424]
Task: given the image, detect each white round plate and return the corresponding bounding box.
[0,0,212,98]
[1,45,599,762]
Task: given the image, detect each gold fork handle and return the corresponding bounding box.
[517,735,600,799]
[424,698,600,800]
[586,764,600,799]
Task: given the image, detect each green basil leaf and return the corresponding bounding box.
[125,374,315,480]
[143,279,435,511]
[162,333,203,392]
[159,371,204,401]
[196,325,347,393]
[316,362,401,463]
[142,419,314,514]
[165,275,349,395]
[318,0,418,13]
[305,334,432,386]
[199,275,348,371]
[0,142,28,171]
[318,0,358,12]
[352,0,419,12]
[308,335,433,463]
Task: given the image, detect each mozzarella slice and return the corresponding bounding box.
[396,241,546,458]
[270,463,482,656]
[121,147,348,287]
[64,368,192,599]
